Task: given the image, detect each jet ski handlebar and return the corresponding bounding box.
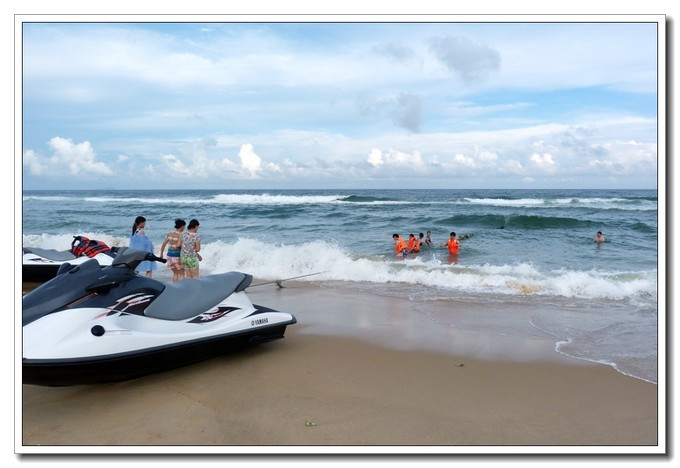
[112,247,167,269]
[147,253,167,264]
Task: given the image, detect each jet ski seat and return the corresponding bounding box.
[143,272,253,321]
[23,247,77,262]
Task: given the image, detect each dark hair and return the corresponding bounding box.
[132,216,146,234]
[392,234,399,239]
[450,232,456,237]
[188,219,200,229]
[597,231,602,235]
[175,219,186,229]
[409,233,415,238]
[419,233,424,237]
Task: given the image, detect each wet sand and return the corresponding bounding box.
[20,281,659,451]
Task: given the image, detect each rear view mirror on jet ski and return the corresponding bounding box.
[22,247,296,386]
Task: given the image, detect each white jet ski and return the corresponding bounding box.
[23,236,117,282]
[22,247,296,386]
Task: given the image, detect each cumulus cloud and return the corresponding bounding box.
[366,148,424,173]
[367,148,384,167]
[23,137,113,177]
[238,144,263,177]
[22,114,658,188]
[453,153,476,168]
[429,36,501,84]
[162,154,193,177]
[530,152,557,173]
[237,143,281,179]
[160,143,283,180]
[23,150,47,176]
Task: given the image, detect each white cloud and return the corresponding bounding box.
[475,147,498,162]
[22,112,657,188]
[367,148,384,167]
[238,144,263,177]
[530,152,557,173]
[162,154,193,177]
[237,143,281,179]
[366,148,424,172]
[23,137,113,177]
[453,153,476,168]
[23,150,47,176]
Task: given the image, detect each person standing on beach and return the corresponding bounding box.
[181,219,202,279]
[159,219,186,282]
[393,234,409,257]
[129,216,156,277]
[594,231,606,243]
[440,232,460,255]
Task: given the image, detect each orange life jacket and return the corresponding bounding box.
[395,237,408,254]
[446,238,460,254]
[71,236,111,257]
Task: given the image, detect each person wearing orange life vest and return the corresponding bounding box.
[440,231,460,254]
[407,233,421,253]
[392,233,409,257]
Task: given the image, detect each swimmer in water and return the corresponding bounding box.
[392,233,409,257]
[440,231,460,255]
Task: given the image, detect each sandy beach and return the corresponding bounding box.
[20,280,658,451]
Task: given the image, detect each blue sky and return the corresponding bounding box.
[21,21,660,189]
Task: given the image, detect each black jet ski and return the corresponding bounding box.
[23,236,117,282]
[22,248,296,386]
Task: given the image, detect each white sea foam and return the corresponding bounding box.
[24,194,346,205]
[200,238,656,301]
[22,233,130,250]
[22,234,657,301]
[462,197,656,210]
[23,193,656,209]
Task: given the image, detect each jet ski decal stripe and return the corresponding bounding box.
[187,306,240,324]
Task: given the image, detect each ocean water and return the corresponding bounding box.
[21,189,659,383]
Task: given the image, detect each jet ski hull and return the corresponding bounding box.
[23,318,296,386]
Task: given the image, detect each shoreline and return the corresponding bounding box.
[20,279,659,450]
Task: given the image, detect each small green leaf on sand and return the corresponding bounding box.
[305,421,318,427]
